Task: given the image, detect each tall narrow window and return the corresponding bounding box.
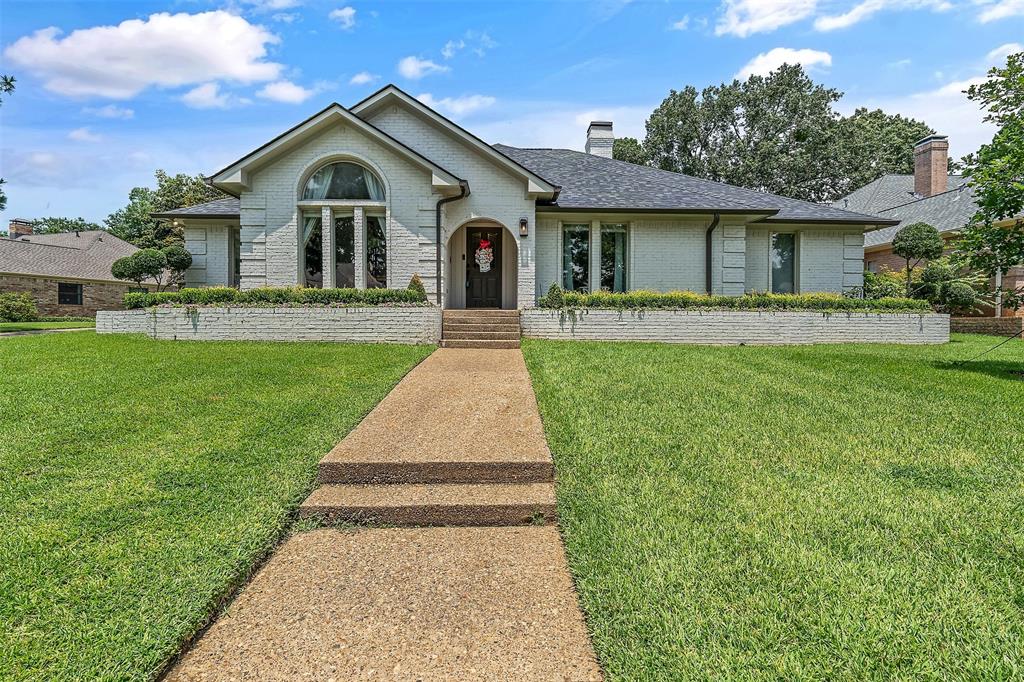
[562,224,590,292]
[302,216,323,288]
[335,216,356,288]
[600,223,628,292]
[366,216,387,288]
[770,233,796,294]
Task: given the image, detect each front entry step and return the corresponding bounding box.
[299,482,557,526]
[442,309,521,348]
[441,339,520,349]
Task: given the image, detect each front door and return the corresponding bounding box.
[466,227,502,308]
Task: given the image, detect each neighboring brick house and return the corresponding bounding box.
[160,84,896,309]
[835,135,1024,317]
[0,222,151,316]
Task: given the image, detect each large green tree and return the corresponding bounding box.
[954,50,1024,312]
[616,65,935,203]
[105,170,227,248]
[29,216,103,234]
[0,74,15,213]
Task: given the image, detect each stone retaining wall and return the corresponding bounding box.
[521,309,949,345]
[97,306,441,344]
[950,316,1024,337]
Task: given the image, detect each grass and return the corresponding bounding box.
[0,333,432,680]
[523,334,1024,681]
[0,320,95,332]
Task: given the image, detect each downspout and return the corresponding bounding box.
[435,180,471,306]
[705,212,721,295]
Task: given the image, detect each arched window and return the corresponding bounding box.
[302,162,385,201]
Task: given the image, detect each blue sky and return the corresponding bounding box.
[1,0,1022,223]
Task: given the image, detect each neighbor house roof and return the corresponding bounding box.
[834,174,966,215]
[864,184,979,249]
[0,230,138,282]
[495,146,894,224]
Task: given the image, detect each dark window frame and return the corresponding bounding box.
[58,282,83,305]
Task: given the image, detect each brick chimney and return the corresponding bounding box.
[913,134,949,198]
[585,121,614,158]
[8,219,33,239]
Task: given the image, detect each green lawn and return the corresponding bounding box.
[0,333,432,680]
[524,334,1024,681]
[0,320,96,332]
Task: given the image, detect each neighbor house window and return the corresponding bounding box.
[58,282,82,305]
[302,162,385,201]
[562,224,590,292]
[770,233,797,294]
[302,216,323,288]
[600,223,628,293]
[366,215,386,288]
[335,216,356,288]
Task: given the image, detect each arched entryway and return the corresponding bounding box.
[446,220,518,309]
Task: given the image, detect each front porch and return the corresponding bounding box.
[445,220,520,310]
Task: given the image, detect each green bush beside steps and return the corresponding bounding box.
[123,285,428,309]
[538,284,932,313]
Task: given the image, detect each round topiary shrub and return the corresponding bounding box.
[940,281,978,313]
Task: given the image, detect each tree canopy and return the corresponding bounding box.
[0,74,15,212]
[613,64,935,204]
[105,170,228,249]
[29,216,103,234]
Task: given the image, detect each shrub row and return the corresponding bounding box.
[0,293,39,322]
[538,286,931,313]
[123,286,428,309]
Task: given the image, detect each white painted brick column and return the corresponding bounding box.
[589,219,601,293]
[354,206,366,290]
[842,231,865,292]
[721,224,746,296]
[321,206,335,288]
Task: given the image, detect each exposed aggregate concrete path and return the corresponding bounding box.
[168,348,602,680]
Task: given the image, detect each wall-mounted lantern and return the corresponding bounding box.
[519,217,529,237]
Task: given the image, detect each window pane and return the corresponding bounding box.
[335,217,355,288]
[770,233,796,294]
[303,217,323,288]
[58,282,82,305]
[600,224,627,293]
[366,216,386,288]
[562,225,589,292]
[302,162,385,201]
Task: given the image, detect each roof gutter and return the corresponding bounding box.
[435,181,471,306]
[705,212,720,295]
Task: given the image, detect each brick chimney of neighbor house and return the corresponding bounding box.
[913,134,949,198]
[586,121,614,158]
[8,218,33,239]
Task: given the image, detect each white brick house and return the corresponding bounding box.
[158,85,896,309]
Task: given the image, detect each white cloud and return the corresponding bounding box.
[986,42,1023,63]
[243,0,302,10]
[735,47,832,79]
[182,83,232,109]
[977,0,1024,22]
[814,0,951,31]
[329,7,356,29]
[272,12,298,23]
[416,93,496,118]
[716,0,817,37]
[440,31,496,59]
[397,56,450,79]
[3,11,282,99]
[68,127,101,142]
[83,104,134,119]
[442,39,465,59]
[256,79,315,103]
[349,71,379,85]
[670,16,691,30]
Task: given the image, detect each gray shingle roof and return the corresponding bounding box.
[495,145,893,224]
[0,230,138,282]
[833,174,966,214]
[864,184,979,248]
[151,197,241,219]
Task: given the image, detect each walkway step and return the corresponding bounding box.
[443,330,520,340]
[318,459,553,484]
[441,339,520,349]
[443,310,519,319]
[443,322,520,332]
[300,483,556,526]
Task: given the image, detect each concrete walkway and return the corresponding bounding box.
[168,348,602,680]
[0,326,93,337]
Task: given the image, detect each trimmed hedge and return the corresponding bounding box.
[538,288,932,313]
[0,293,39,322]
[123,286,428,310]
